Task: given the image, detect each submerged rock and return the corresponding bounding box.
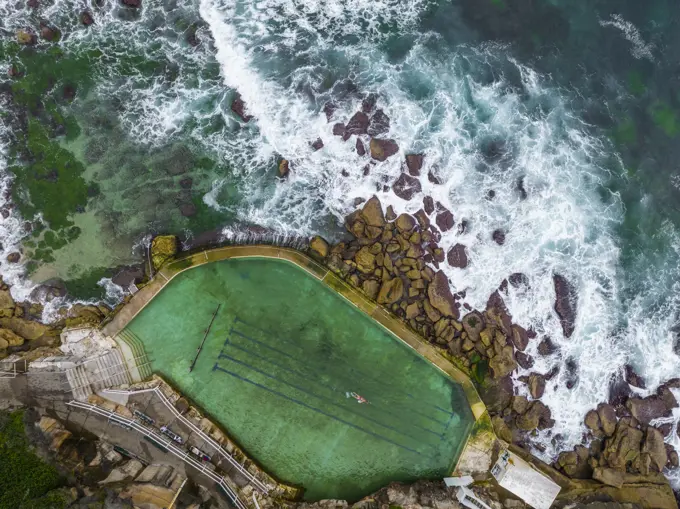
[355,138,365,156]
[553,273,577,338]
[121,0,141,7]
[16,30,36,45]
[278,159,290,178]
[625,364,646,389]
[80,11,95,25]
[492,229,505,245]
[311,138,324,151]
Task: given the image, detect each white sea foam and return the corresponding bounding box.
[599,14,656,62]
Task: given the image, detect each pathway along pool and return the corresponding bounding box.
[123,258,474,501]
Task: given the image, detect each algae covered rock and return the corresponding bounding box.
[0,316,50,341]
[309,236,329,259]
[0,328,24,349]
[151,235,178,270]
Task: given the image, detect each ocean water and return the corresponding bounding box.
[2,0,680,483]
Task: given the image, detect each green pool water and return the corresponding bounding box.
[124,258,474,501]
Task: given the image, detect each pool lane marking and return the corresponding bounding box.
[229,326,450,429]
[233,316,457,418]
[211,363,423,457]
[223,334,446,441]
[215,350,430,447]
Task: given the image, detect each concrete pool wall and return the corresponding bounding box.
[102,245,495,500]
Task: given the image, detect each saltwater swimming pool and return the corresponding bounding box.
[123,257,474,501]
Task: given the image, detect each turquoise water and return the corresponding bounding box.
[125,258,473,501]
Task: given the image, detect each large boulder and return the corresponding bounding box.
[151,235,178,270]
[603,421,644,470]
[597,403,618,436]
[377,278,404,305]
[0,317,50,341]
[553,273,577,338]
[0,328,24,349]
[309,236,330,259]
[370,138,399,161]
[489,345,517,378]
[511,324,529,351]
[515,401,551,431]
[462,311,484,342]
[345,112,370,136]
[395,214,416,232]
[392,173,421,200]
[447,244,468,268]
[478,375,513,414]
[626,396,672,425]
[435,208,454,232]
[361,196,385,227]
[642,427,667,472]
[427,271,459,319]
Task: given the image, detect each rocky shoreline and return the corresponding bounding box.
[306,192,680,505]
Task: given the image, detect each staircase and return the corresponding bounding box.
[113,329,153,381]
[65,364,94,401]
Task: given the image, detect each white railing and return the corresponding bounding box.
[103,386,269,493]
[66,400,248,509]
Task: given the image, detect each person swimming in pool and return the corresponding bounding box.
[345,391,370,404]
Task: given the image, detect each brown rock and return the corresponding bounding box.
[311,138,324,151]
[345,112,370,136]
[377,278,404,305]
[361,196,385,228]
[447,244,468,268]
[385,205,397,221]
[604,421,644,469]
[333,123,345,136]
[405,154,424,176]
[489,345,517,378]
[355,247,376,273]
[6,253,20,264]
[278,159,290,178]
[537,337,558,356]
[597,403,618,436]
[627,397,672,425]
[362,94,377,113]
[624,364,646,389]
[309,236,329,259]
[512,396,530,415]
[492,415,513,443]
[462,311,484,342]
[422,196,435,215]
[81,11,95,25]
[516,401,550,431]
[492,229,505,245]
[392,173,421,200]
[122,0,141,6]
[527,373,546,399]
[16,30,36,45]
[585,410,602,434]
[516,351,534,369]
[511,325,529,351]
[405,302,420,320]
[0,329,24,349]
[553,273,578,338]
[427,271,459,319]
[362,280,380,300]
[395,214,416,233]
[368,109,390,136]
[0,317,50,341]
[231,95,252,122]
[478,375,513,414]
[435,208,454,232]
[642,427,667,472]
[370,138,399,161]
[356,138,365,156]
[40,24,59,41]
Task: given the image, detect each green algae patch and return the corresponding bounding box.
[648,101,679,137]
[124,258,474,501]
[10,119,88,232]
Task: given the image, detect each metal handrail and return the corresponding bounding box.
[103,386,269,493]
[66,400,248,509]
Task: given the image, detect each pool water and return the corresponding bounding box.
[124,258,474,501]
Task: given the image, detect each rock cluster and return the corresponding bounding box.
[150,235,178,270]
[309,196,535,389]
[554,378,680,488]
